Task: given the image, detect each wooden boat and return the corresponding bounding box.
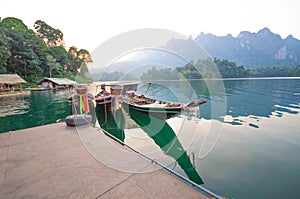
[95,83,207,121]
[119,82,207,120]
[94,84,128,141]
[121,94,207,120]
[95,100,125,141]
[94,83,207,150]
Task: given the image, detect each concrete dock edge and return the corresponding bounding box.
[0,123,209,198]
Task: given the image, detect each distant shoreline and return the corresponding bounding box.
[203,76,300,81]
[97,77,300,83]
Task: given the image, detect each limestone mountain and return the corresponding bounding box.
[195,28,300,68]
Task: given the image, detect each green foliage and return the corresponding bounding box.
[251,65,300,77]
[69,74,93,83]
[46,55,61,78]
[175,57,300,79]
[1,17,28,33]
[177,61,202,79]
[0,34,11,73]
[34,20,65,47]
[79,62,89,76]
[141,66,181,82]
[214,58,251,78]
[77,49,92,63]
[143,57,300,80]
[0,17,92,85]
[98,71,127,81]
[1,16,298,85]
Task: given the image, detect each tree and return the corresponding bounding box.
[77,49,92,63]
[0,17,94,83]
[67,47,92,73]
[177,60,202,79]
[34,20,65,47]
[206,58,250,78]
[79,62,89,77]
[141,66,181,81]
[0,18,43,81]
[0,32,11,73]
[49,46,68,66]
[77,49,92,73]
[0,17,28,33]
[68,46,78,57]
[46,55,61,78]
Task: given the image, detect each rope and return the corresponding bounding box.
[144,83,151,95]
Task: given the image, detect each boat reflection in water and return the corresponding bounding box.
[122,102,204,185]
[95,84,129,142]
[94,83,204,185]
[95,98,125,142]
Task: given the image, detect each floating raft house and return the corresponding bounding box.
[37,78,76,89]
[0,74,27,96]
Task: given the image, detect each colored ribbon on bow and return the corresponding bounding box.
[83,94,90,113]
[79,94,90,114]
[112,96,120,113]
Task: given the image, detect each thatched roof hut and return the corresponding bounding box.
[0,74,26,84]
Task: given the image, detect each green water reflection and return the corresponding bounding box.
[94,99,204,185]
[1,78,300,198]
[0,90,73,133]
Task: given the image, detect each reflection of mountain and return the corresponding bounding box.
[190,79,300,121]
[122,103,204,185]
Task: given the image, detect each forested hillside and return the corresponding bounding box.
[0,17,92,84]
[140,57,300,81]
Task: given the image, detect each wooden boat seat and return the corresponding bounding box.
[139,103,167,108]
[130,97,146,104]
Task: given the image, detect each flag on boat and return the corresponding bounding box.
[112,96,120,113]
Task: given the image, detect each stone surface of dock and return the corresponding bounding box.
[0,123,208,198]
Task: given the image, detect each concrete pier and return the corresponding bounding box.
[0,123,209,198]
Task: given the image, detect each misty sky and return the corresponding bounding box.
[1,0,299,52]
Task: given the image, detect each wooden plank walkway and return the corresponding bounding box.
[0,123,209,198]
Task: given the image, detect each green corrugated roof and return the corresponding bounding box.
[38,78,77,85]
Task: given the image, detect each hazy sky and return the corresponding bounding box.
[1,0,299,52]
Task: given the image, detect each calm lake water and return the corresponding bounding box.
[1,78,299,198]
[0,89,73,133]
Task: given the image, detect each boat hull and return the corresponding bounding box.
[123,101,204,185]
[122,102,182,121]
[95,100,125,142]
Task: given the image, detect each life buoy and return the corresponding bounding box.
[65,114,92,126]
